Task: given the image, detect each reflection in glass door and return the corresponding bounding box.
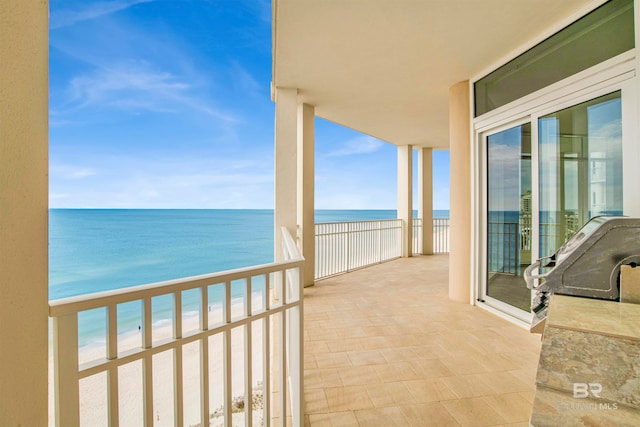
[486,123,532,311]
[539,92,622,257]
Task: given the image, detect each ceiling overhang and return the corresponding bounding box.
[273,0,596,148]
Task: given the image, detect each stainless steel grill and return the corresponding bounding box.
[525,216,640,333]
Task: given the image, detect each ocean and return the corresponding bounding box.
[49,209,449,345]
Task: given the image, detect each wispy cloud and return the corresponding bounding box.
[327,135,385,157]
[68,62,188,105]
[51,164,100,180]
[58,61,238,122]
[229,62,262,96]
[51,0,153,29]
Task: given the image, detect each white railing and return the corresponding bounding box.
[433,218,450,254]
[412,218,423,255]
[50,228,304,427]
[279,227,304,427]
[314,219,403,280]
[314,218,451,280]
[414,218,450,255]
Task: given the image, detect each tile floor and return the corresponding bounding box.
[302,255,542,426]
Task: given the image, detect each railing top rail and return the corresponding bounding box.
[281,226,304,261]
[49,257,303,317]
[315,218,403,226]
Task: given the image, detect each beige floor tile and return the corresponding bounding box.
[314,352,352,369]
[306,340,330,354]
[476,353,522,372]
[354,317,379,327]
[441,397,507,426]
[308,411,357,426]
[324,385,374,412]
[337,365,381,387]
[305,353,318,370]
[305,368,342,390]
[410,344,445,360]
[325,339,363,353]
[354,406,409,426]
[356,336,391,350]
[380,347,416,363]
[336,326,370,339]
[305,311,329,321]
[471,337,520,355]
[476,371,532,394]
[507,368,537,385]
[361,324,396,336]
[413,358,455,378]
[401,403,462,427]
[433,340,487,359]
[305,388,330,414]
[482,392,533,423]
[307,328,345,342]
[346,349,387,366]
[374,361,421,382]
[365,381,415,408]
[500,350,541,368]
[518,390,535,404]
[386,333,432,348]
[440,355,489,375]
[403,378,458,403]
[440,374,495,399]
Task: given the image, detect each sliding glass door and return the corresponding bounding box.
[486,123,532,312]
[539,91,622,257]
[484,91,623,314]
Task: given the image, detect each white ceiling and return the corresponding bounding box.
[273,0,596,148]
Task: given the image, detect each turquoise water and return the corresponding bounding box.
[49,209,449,345]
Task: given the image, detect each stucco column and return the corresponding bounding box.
[297,103,315,286]
[397,145,413,257]
[418,147,433,255]
[274,88,298,261]
[0,1,49,425]
[449,81,472,303]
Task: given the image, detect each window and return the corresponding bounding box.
[474,0,633,116]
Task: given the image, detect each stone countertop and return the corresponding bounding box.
[547,294,640,341]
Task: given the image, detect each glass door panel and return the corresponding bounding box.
[486,123,532,311]
[538,91,622,257]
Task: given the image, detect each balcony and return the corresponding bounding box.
[304,255,541,426]
[48,219,540,426]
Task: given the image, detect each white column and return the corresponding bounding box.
[274,88,299,262]
[397,145,413,257]
[418,148,433,255]
[297,103,315,286]
[0,1,49,425]
[449,81,472,303]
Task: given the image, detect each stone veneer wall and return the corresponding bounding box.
[530,295,640,426]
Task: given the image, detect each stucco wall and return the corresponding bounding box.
[0,1,49,425]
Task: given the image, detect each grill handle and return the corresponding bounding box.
[524,257,553,290]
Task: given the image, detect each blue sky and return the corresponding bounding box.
[49,0,450,210]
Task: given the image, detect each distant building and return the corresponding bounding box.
[521,191,532,216]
